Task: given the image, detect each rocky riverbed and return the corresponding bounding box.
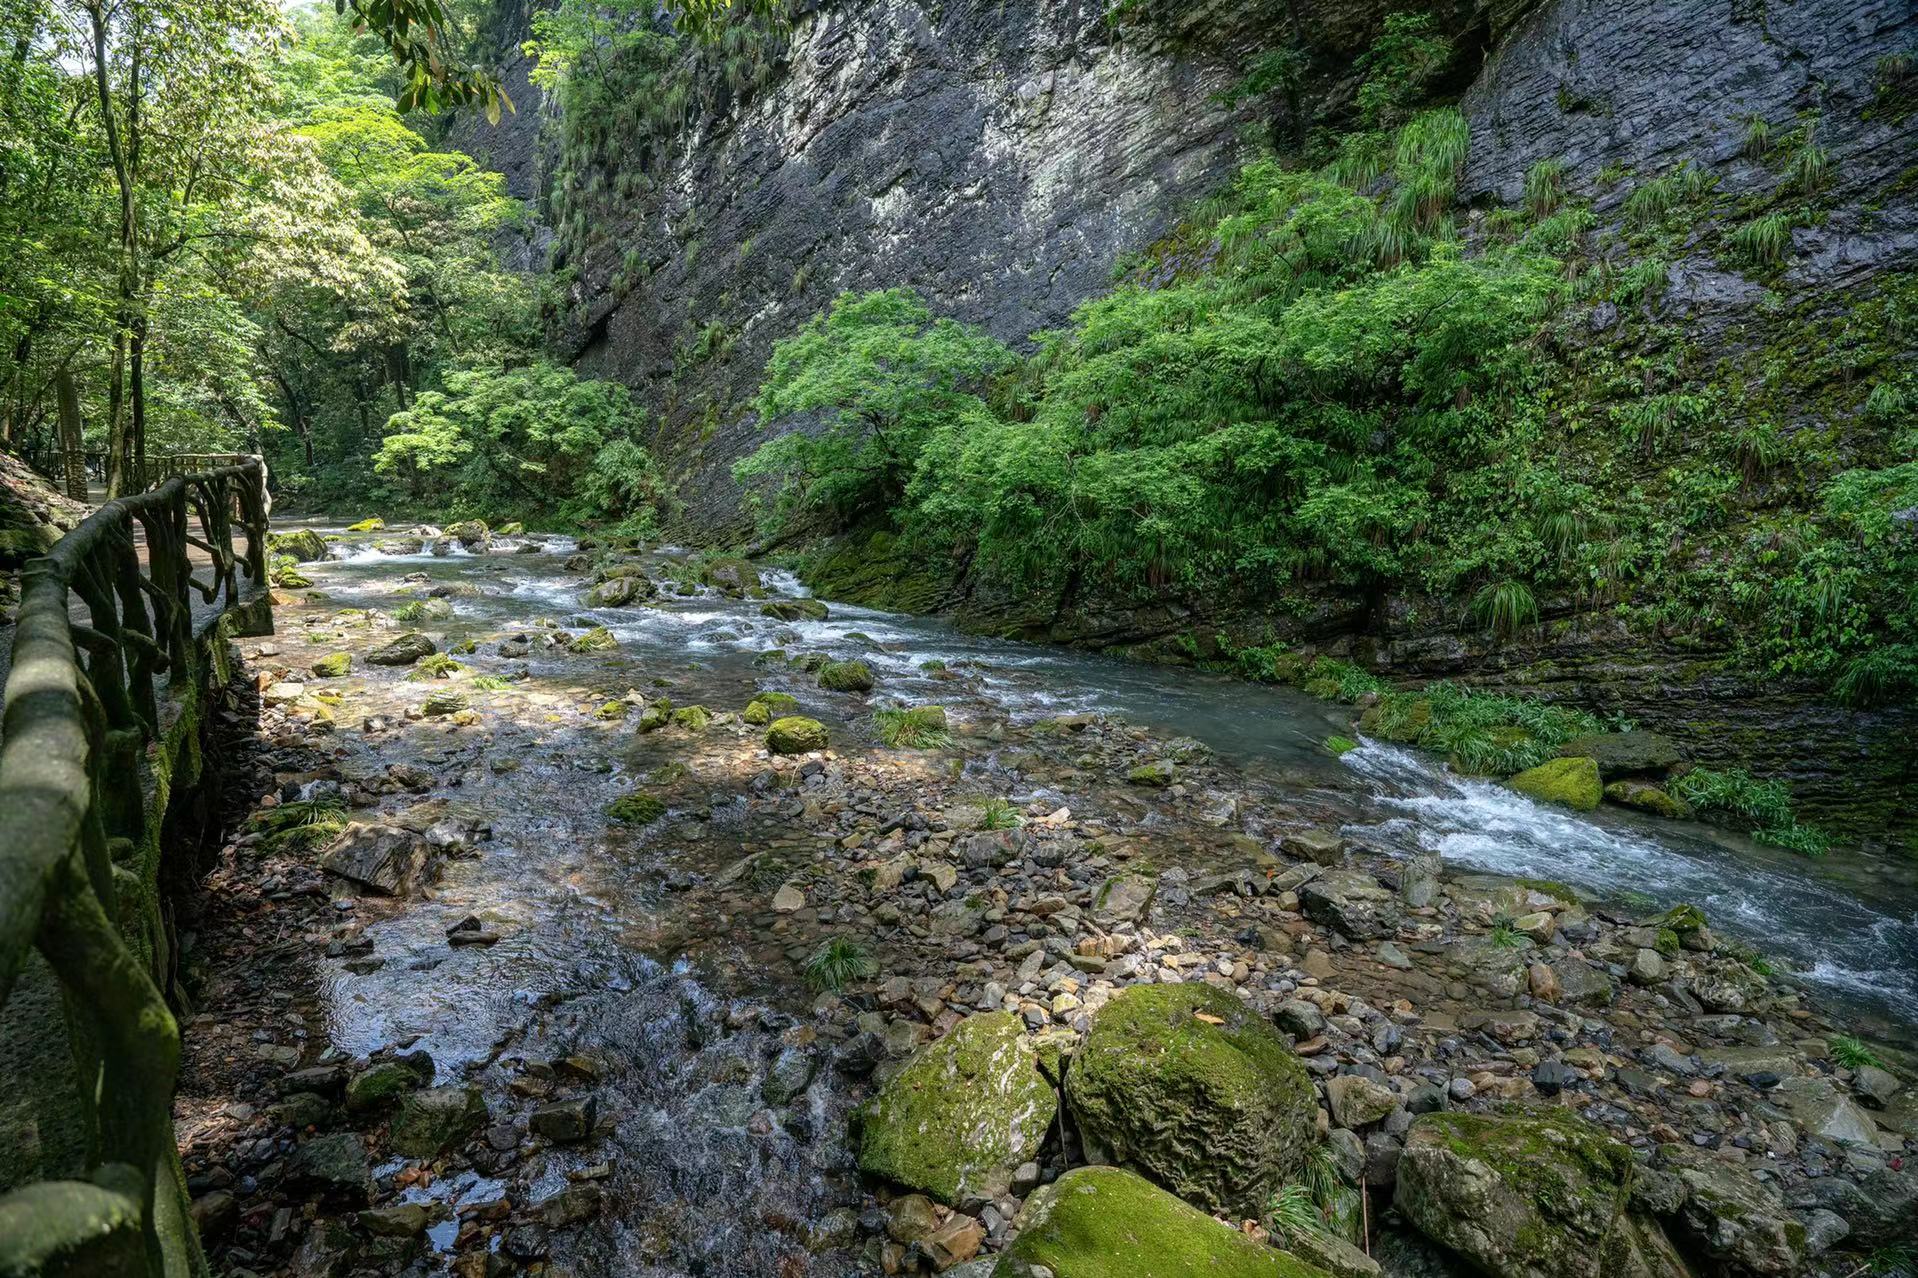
[172,522,1916,1278]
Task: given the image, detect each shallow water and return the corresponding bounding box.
[276,524,1917,1273]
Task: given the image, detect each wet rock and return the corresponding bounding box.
[767,716,829,753]
[568,625,617,653]
[389,1085,488,1157]
[1531,1059,1579,1096]
[857,1012,1057,1205]
[366,632,437,666]
[888,1193,942,1242]
[817,659,875,692]
[760,599,829,621]
[743,691,800,724]
[1000,1166,1328,1277]
[1604,780,1692,820]
[1396,1107,1672,1278]
[344,1053,433,1112]
[359,1203,434,1237]
[1287,1227,1381,1277]
[310,652,351,678]
[320,824,437,897]
[1778,1078,1881,1146]
[1557,731,1683,779]
[761,1045,816,1105]
[582,575,654,607]
[1399,853,1442,908]
[1628,948,1666,986]
[923,1213,986,1270]
[1066,982,1317,1218]
[1553,960,1617,1007]
[269,528,331,562]
[1852,1064,1901,1109]
[1300,869,1397,940]
[530,1095,597,1143]
[1506,756,1602,811]
[535,1182,603,1227]
[445,519,489,546]
[287,1131,372,1202]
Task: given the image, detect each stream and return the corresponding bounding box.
[262,522,1917,1274]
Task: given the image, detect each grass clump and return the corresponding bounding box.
[975,798,1023,831]
[1830,1034,1884,1070]
[407,653,465,680]
[1671,766,1829,855]
[1728,212,1793,266]
[874,705,951,748]
[803,935,877,992]
[1324,735,1359,756]
[607,792,667,825]
[1472,579,1539,639]
[470,674,515,691]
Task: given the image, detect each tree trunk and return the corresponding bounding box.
[55,366,87,502]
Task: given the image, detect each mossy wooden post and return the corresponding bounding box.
[0,457,269,1278]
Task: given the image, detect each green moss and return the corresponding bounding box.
[743,691,799,724]
[1064,984,1317,1218]
[1604,780,1692,819]
[568,626,617,653]
[595,700,629,720]
[797,529,948,613]
[607,792,666,825]
[671,704,712,730]
[857,1012,1057,1204]
[817,659,875,692]
[997,1166,1331,1278]
[766,716,828,753]
[346,517,385,532]
[1507,756,1602,810]
[310,652,351,678]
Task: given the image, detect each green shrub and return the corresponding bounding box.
[975,798,1023,831]
[874,705,951,748]
[803,935,877,992]
[1472,579,1539,638]
[1523,158,1567,217]
[1831,1034,1885,1070]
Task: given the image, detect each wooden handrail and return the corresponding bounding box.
[0,457,268,1278]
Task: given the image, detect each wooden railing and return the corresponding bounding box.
[0,458,268,1277]
[21,450,260,503]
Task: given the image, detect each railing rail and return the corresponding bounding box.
[0,457,268,1278]
[19,449,258,503]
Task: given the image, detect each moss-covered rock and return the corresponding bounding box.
[767,716,828,753]
[446,519,489,546]
[1359,697,1430,742]
[311,652,351,678]
[1127,761,1175,787]
[1064,983,1317,1218]
[1604,780,1693,820]
[818,659,875,692]
[671,704,712,731]
[1507,756,1602,811]
[345,517,385,532]
[993,1166,1332,1278]
[568,626,617,653]
[1557,731,1683,779]
[388,1086,487,1158]
[857,1012,1056,1205]
[268,528,331,562]
[607,792,666,825]
[743,691,800,724]
[1395,1107,1659,1278]
[761,598,830,622]
[583,575,655,607]
[799,530,948,613]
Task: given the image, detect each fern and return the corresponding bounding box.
[1472,580,1539,639]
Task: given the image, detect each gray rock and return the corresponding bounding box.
[390,1085,488,1158]
[287,1131,372,1201]
[1300,869,1397,940]
[531,1095,598,1143]
[366,632,436,666]
[320,824,437,897]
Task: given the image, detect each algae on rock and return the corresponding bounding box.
[1507,756,1602,811]
[857,1012,1057,1205]
[1064,983,1317,1219]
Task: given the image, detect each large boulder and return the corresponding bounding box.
[389,1085,487,1158]
[1658,1148,1807,1275]
[268,528,331,562]
[1396,1107,1680,1278]
[1065,983,1317,1218]
[857,1012,1057,1205]
[1558,732,1683,779]
[1300,869,1398,940]
[584,574,655,607]
[1506,757,1602,811]
[767,716,829,754]
[818,659,876,692]
[321,824,437,896]
[993,1166,1332,1278]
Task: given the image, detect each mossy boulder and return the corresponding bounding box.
[1395,1107,1662,1278]
[761,598,830,622]
[345,1054,433,1113]
[607,792,666,825]
[857,1012,1057,1205]
[1358,697,1430,742]
[345,517,385,532]
[767,716,828,753]
[367,633,436,667]
[496,521,524,536]
[1127,761,1175,787]
[445,519,489,546]
[993,1166,1331,1278]
[743,691,800,725]
[311,652,351,678]
[1604,780,1693,820]
[1064,983,1317,1218]
[268,528,330,562]
[584,575,655,607]
[701,556,762,596]
[1506,756,1602,811]
[818,659,875,692]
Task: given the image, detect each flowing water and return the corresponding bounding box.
[277,523,1918,1273]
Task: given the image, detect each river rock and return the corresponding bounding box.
[390,1085,488,1158]
[818,659,875,692]
[1777,1078,1881,1146]
[1286,1227,1380,1278]
[320,824,437,896]
[1281,828,1346,866]
[1604,780,1693,820]
[1660,1149,1807,1275]
[1558,731,1683,778]
[367,632,437,666]
[531,1096,597,1143]
[1091,871,1155,923]
[1396,1107,1679,1278]
[767,716,829,753]
[1065,982,1317,1218]
[1300,869,1397,940]
[445,519,489,546]
[268,528,331,562]
[1506,756,1602,811]
[1324,1074,1399,1129]
[995,1166,1332,1278]
[857,1012,1057,1205]
[287,1131,372,1202]
[583,575,654,607]
[761,598,829,621]
[344,1053,433,1112]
